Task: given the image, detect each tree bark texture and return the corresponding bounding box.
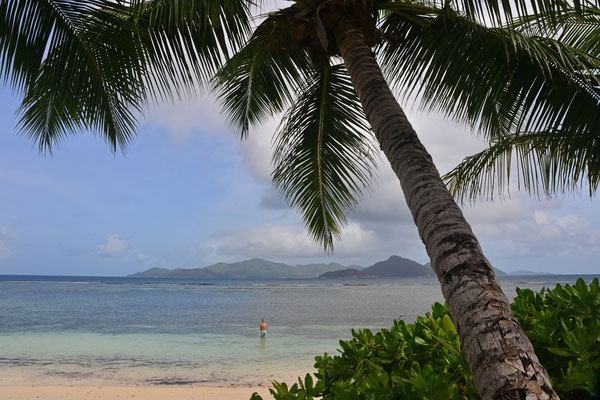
[335,19,558,400]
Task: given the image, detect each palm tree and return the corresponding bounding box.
[3,0,600,398]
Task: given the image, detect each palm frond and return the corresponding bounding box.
[0,1,138,91]
[381,0,579,26]
[552,5,600,56]
[444,129,600,201]
[378,7,600,142]
[1,0,146,152]
[213,11,312,138]
[272,65,377,251]
[508,4,600,55]
[0,0,253,152]
[134,0,252,100]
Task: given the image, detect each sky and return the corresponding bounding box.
[1,5,600,276]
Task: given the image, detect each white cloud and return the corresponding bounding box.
[145,96,227,144]
[459,193,600,271]
[249,108,489,226]
[98,234,130,258]
[194,223,409,266]
[0,227,17,258]
[409,111,488,175]
[532,211,600,247]
[200,224,328,261]
[236,119,280,183]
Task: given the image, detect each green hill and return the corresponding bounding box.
[129,256,508,280]
[361,255,433,278]
[128,258,349,279]
[322,257,507,279]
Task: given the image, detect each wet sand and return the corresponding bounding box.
[0,385,272,400]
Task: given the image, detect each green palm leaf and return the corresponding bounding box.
[382,0,579,26]
[1,0,147,152]
[399,3,600,201]
[135,0,252,100]
[379,6,600,142]
[0,0,130,92]
[541,5,600,56]
[444,129,600,201]
[272,65,377,251]
[213,11,311,138]
[0,0,252,152]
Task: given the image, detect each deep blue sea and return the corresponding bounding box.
[0,274,597,386]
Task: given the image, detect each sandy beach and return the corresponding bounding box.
[0,385,272,400]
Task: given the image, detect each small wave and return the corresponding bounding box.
[0,280,92,284]
[153,282,214,286]
[146,378,212,385]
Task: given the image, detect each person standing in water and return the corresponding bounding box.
[260,318,267,338]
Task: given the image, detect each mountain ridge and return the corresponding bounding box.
[319,255,433,279]
[321,257,507,279]
[129,256,507,279]
[128,258,350,279]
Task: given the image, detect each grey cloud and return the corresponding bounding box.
[409,112,487,175]
[464,196,600,273]
[350,162,413,226]
[259,188,288,210]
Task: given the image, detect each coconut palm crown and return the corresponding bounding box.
[3,0,600,398]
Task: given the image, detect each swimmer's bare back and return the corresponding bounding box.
[260,318,267,337]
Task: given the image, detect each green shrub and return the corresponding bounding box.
[512,278,600,398]
[250,278,600,400]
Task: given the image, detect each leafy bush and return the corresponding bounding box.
[512,278,600,399]
[250,278,599,400]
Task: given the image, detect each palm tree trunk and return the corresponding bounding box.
[335,19,558,400]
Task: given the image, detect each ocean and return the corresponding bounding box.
[0,274,597,386]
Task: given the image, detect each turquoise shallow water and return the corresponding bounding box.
[0,275,597,385]
[0,331,336,385]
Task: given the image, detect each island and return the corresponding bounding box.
[129,255,507,280]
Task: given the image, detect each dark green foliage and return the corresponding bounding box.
[443,129,600,202]
[379,6,600,142]
[310,303,478,400]
[512,278,600,398]
[378,3,600,201]
[272,65,376,251]
[252,279,600,400]
[213,34,311,138]
[0,0,251,152]
[1,0,146,152]
[135,0,252,100]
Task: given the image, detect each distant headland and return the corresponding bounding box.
[128,255,510,280]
